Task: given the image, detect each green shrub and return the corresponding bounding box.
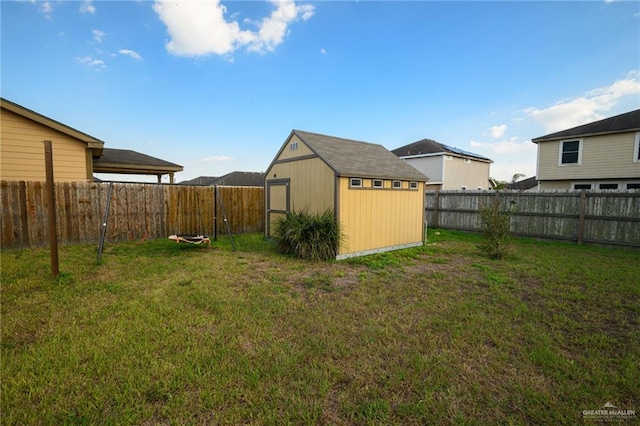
[274,209,342,261]
[478,195,513,260]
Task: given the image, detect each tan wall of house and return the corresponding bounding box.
[337,178,424,256]
[537,132,640,181]
[1,108,91,182]
[538,181,573,191]
[443,156,491,190]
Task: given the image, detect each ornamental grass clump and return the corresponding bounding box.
[274,209,341,261]
[478,195,513,260]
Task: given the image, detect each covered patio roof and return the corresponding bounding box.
[93,148,183,183]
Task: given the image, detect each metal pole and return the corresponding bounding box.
[43,140,59,279]
[216,186,236,251]
[97,182,114,263]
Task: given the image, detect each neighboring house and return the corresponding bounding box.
[507,176,539,192]
[1,97,104,182]
[532,109,640,191]
[265,129,428,259]
[1,98,183,183]
[391,138,493,190]
[179,171,264,187]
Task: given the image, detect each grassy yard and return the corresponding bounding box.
[2,230,639,424]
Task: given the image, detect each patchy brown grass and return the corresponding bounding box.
[2,231,639,424]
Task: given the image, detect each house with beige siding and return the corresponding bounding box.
[391,139,493,190]
[532,109,640,191]
[1,98,183,183]
[1,98,104,182]
[265,130,428,259]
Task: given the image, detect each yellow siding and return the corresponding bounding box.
[267,157,335,213]
[537,132,640,180]
[276,134,316,160]
[1,108,91,182]
[338,177,424,256]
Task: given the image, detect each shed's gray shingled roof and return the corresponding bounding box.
[532,109,640,142]
[391,138,492,162]
[292,130,428,181]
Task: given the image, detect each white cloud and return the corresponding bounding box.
[153,0,315,57]
[79,0,95,14]
[320,48,327,55]
[202,155,234,162]
[77,56,106,69]
[524,71,640,132]
[119,49,143,60]
[490,124,507,138]
[93,29,106,43]
[470,138,536,156]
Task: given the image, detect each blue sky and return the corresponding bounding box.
[2,0,639,183]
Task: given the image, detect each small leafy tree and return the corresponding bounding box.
[478,195,513,260]
[274,209,342,261]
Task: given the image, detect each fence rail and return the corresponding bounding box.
[1,181,264,249]
[426,190,640,248]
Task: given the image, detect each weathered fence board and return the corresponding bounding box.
[426,190,640,247]
[0,181,265,249]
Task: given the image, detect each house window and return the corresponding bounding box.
[350,178,362,188]
[626,183,640,190]
[634,132,640,163]
[461,185,467,190]
[477,186,482,190]
[559,139,582,165]
[290,142,298,151]
[392,180,402,189]
[372,179,384,188]
[599,183,619,190]
[409,181,418,190]
[572,183,592,190]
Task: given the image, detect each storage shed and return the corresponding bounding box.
[265,130,428,259]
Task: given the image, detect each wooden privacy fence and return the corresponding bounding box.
[0,181,264,249]
[426,190,640,248]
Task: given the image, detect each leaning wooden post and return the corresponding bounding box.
[43,140,59,279]
[577,189,587,244]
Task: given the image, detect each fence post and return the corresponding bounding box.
[577,189,587,244]
[43,140,59,279]
[433,189,440,228]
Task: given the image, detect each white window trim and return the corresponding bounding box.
[392,180,402,189]
[634,132,640,163]
[372,179,384,188]
[409,181,418,190]
[571,182,594,190]
[626,181,640,190]
[558,139,583,166]
[349,178,362,188]
[597,182,621,190]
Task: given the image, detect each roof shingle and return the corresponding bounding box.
[532,109,640,142]
[292,130,428,181]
